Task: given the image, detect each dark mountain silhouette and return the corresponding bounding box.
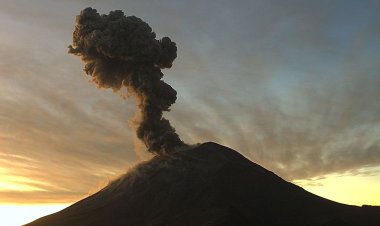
[25,142,380,226]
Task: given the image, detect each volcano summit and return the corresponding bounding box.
[26,142,380,226]
[26,7,380,226]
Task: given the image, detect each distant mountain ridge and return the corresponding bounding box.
[26,142,380,226]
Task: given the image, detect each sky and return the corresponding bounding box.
[0,0,380,224]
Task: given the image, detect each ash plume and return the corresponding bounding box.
[68,7,186,154]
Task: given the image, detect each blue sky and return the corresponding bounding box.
[0,0,379,205]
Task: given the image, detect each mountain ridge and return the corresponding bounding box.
[26,142,380,226]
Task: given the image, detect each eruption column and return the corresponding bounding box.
[69,7,185,154]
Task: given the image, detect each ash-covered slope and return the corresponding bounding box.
[26,142,380,226]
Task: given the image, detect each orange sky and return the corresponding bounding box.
[0,0,380,212]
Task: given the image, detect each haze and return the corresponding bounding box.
[0,1,379,225]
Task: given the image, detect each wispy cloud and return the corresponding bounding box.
[0,0,379,203]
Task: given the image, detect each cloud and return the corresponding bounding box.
[162,0,380,180]
[68,7,185,154]
[0,0,380,203]
[0,37,138,203]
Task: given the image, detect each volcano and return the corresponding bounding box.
[25,142,380,226]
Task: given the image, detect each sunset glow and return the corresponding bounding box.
[0,0,379,224]
[0,204,69,226]
[294,166,380,206]
[0,168,46,192]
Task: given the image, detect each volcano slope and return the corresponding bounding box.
[26,142,380,226]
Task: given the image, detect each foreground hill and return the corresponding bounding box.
[26,142,380,226]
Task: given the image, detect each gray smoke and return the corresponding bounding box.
[68,7,186,154]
